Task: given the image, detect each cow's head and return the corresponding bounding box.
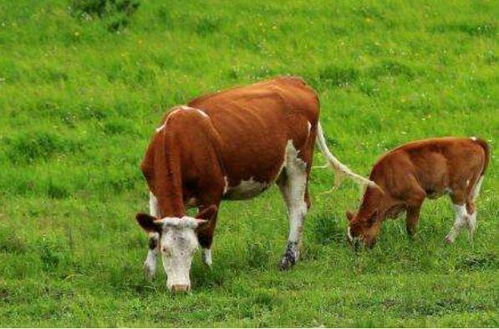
[346,209,381,249]
[135,206,217,292]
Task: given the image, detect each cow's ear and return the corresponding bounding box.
[346,210,355,222]
[367,210,378,226]
[136,213,162,233]
[195,205,218,221]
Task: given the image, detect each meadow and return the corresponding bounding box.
[0,0,497,326]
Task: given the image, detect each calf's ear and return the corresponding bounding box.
[367,210,379,226]
[346,210,355,221]
[136,213,162,233]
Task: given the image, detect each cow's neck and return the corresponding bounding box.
[153,132,185,218]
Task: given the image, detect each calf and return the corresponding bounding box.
[135,77,372,292]
[346,137,490,248]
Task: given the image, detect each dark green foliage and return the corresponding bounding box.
[195,16,222,36]
[367,60,415,79]
[0,231,27,254]
[317,66,359,89]
[69,0,140,31]
[5,131,82,164]
[310,214,345,245]
[247,240,272,269]
[0,0,497,326]
[431,22,497,37]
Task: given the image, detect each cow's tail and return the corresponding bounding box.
[315,122,379,190]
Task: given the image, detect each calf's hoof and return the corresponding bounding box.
[444,235,454,244]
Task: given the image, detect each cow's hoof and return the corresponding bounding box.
[279,258,291,271]
[280,242,298,270]
[279,256,295,271]
[444,235,454,244]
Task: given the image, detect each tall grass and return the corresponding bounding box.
[0,0,497,326]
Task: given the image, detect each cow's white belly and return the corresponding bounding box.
[223,177,272,200]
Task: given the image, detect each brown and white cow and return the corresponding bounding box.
[346,137,490,248]
[135,77,372,292]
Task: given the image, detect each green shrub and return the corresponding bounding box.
[316,66,359,89]
[69,0,140,31]
[5,131,82,164]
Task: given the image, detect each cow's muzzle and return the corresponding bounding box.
[170,284,190,293]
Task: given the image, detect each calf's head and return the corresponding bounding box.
[136,206,217,292]
[346,210,381,249]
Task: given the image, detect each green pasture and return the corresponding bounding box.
[0,0,497,326]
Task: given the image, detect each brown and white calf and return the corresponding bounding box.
[346,137,490,248]
[135,77,371,292]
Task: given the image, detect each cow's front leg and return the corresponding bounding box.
[144,232,159,280]
[201,248,212,267]
[144,192,161,279]
[196,204,219,268]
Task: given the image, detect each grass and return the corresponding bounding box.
[0,0,497,326]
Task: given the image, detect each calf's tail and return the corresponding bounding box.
[472,137,490,176]
[315,121,379,190]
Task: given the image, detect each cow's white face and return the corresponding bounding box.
[136,206,217,293]
[158,217,202,292]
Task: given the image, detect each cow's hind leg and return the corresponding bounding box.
[277,147,309,271]
[144,192,160,279]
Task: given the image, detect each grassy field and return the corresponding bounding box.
[0,0,498,326]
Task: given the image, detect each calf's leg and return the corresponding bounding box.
[466,175,485,238]
[404,186,426,238]
[445,204,469,243]
[445,189,471,243]
[446,175,484,243]
[405,205,422,238]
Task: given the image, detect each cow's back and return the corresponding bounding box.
[187,76,319,189]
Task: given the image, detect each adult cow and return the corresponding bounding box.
[135,77,373,292]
